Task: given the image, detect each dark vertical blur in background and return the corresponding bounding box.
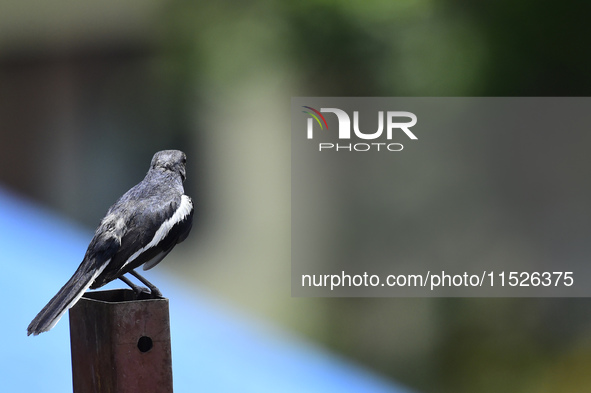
[2,1,591,392]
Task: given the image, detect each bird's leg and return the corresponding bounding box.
[130,270,163,298]
[119,276,150,297]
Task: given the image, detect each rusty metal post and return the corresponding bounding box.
[69,289,173,393]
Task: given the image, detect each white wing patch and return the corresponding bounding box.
[122,195,193,271]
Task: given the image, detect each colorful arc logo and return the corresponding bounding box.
[302,106,328,130]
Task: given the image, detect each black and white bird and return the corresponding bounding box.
[27,150,194,336]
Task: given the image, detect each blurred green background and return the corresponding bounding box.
[2,1,591,392]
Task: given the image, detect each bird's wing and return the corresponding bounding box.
[91,194,193,288]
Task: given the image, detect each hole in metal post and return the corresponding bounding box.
[137,336,153,353]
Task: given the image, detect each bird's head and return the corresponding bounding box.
[150,150,188,181]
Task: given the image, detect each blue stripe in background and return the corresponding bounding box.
[0,187,411,393]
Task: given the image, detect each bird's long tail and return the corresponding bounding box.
[27,259,109,336]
